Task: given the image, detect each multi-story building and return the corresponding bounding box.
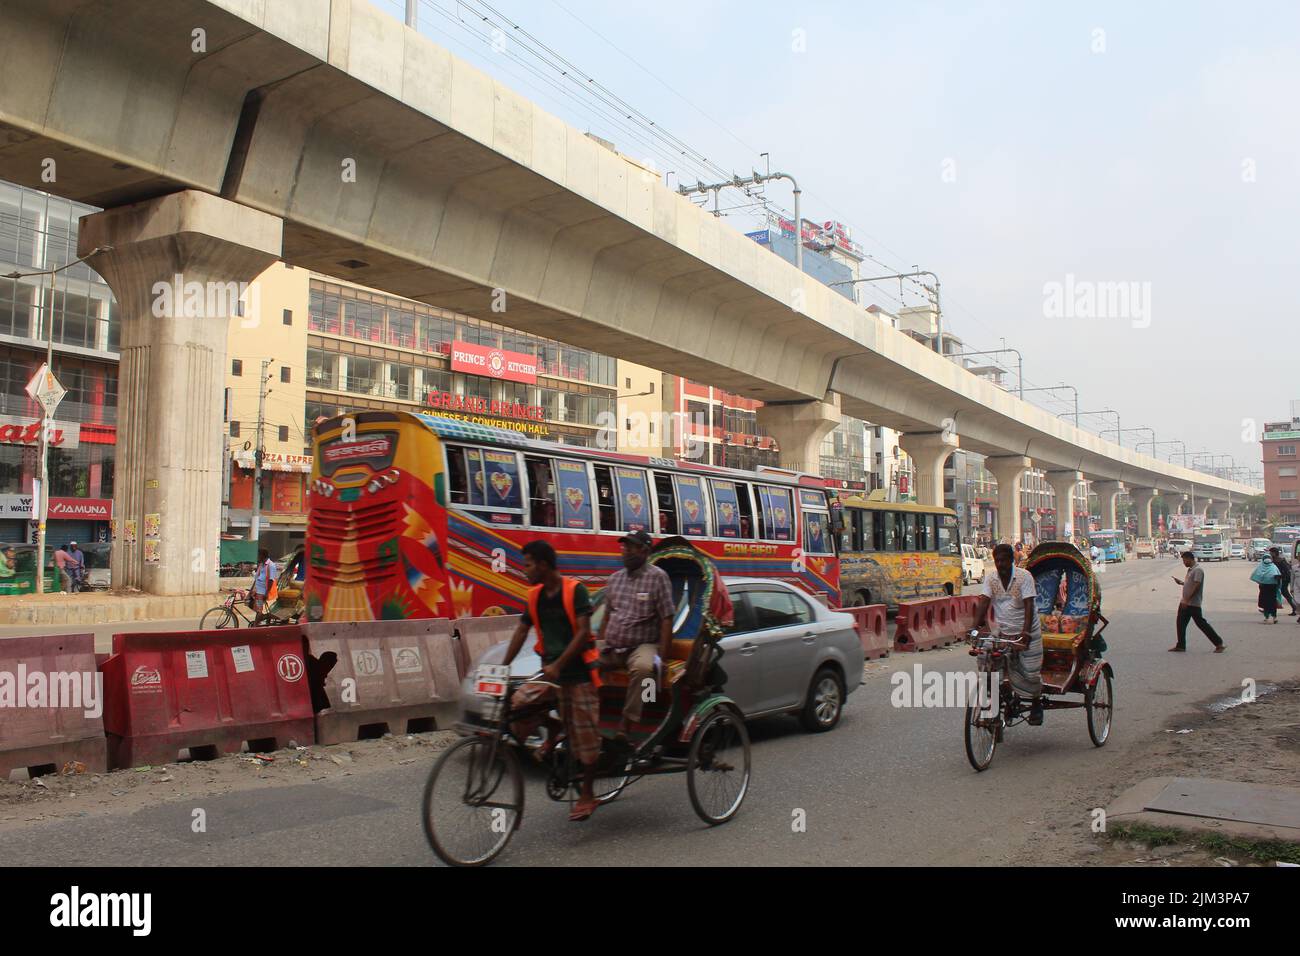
[222,264,622,554]
[1262,406,1300,524]
[0,181,117,546]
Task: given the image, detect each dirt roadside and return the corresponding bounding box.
[1020,679,1300,866]
[0,729,461,832]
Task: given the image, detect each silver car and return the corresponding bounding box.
[460,576,864,733]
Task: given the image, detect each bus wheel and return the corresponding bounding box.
[943,583,954,596]
[854,590,871,607]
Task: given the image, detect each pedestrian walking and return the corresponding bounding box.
[1268,547,1297,615]
[1251,555,1281,623]
[67,541,85,592]
[1170,551,1226,652]
[52,543,73,593]
[250,548,279,625]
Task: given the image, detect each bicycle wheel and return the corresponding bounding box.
[687,708,751,825]
[1086,668,1113,747]
[200,606,239,629]
[964,670,999,771]
[422,736,524,867]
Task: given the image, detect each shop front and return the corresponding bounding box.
[227,452,311,556]
[0,415,115,545]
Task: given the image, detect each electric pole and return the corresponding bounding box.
[248,358,273,544]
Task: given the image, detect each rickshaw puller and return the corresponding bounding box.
[502,541,603,822]
[974,542,1044,724]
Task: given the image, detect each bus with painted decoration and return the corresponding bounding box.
[302,411,840,622]
[831,495,963,610]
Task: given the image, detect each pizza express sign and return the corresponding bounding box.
[0,415,80,449]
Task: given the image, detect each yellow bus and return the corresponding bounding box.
[832,496,963,609]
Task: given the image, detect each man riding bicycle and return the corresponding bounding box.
[973,542,1044,725]
[501,540,603,823]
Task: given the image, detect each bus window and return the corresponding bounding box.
[736,483,756,539]
[654,473,678,535]
[478,449,523,522]
[674,474,709,536]
[554,459,593,530]
[613,466,651,532]
[711,479,743,538]
[885,512,905,551]
[859,510,875,551]
[525,456,557,528]
[937,514,960,555]
[803,509,832,555]
[912,513,929,551]
[593,465,617,531]
[447,445,486,507]
[903,513,918,551]
[756,485,794,541]
[838,510,856,552]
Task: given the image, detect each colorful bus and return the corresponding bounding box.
[1088,531,1125,563]
[303,411,841,622]
[831,497,962,609]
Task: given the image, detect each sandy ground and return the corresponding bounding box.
[1021,680,1300,866]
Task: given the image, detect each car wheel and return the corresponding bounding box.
[799,666,845,733]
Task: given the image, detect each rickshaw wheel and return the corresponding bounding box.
[687,708,751,825]
[422,736,524,867]
[1086,669,1113,747]
[964,674,999,771]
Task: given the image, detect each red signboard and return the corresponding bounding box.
[48,497,112,520]
[450,341,537,384]
[0,415,79,448]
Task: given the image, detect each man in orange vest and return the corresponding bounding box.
[503,540,602,822]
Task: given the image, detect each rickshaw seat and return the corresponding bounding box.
[1041,631,1086,652]
[599,638,693,690]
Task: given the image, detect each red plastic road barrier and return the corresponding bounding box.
[304,619,460,744]
[454,615,519,676]
[894,599,951,652]
[100,626,314,769]
[952,595,987,635]
[843,605,890,659]
[0,633,106,779]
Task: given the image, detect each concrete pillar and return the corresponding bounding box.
[1131,488,1158,538]
[1091,480,1125,530]
[986,456,1032,543]
[1046,470,1083,541]
[756,395,840,473]
[898,431,959,508]
[79,191,283,595]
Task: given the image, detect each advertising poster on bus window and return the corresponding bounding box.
[555,460,592,530]
[614,467,649,532]
[712,480,741,538]
[482,450,521,512]
[759,486,794,541]
[676,474,707,536]
[466,450,485,506]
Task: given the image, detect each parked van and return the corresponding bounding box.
[960,543,984,585]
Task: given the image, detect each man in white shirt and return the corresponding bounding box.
[973,542,1044,724]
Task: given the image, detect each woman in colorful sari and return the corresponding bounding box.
[1251,555,1281,623]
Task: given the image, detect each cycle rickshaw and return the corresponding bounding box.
[964,541,1114,771]
[422,537,752,866]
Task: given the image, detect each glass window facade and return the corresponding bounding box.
[306,279,617,446]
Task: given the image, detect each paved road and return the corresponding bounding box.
[1,556,1294,866]
[0,618,204,654]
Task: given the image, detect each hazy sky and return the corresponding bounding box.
[381,0,1299,475]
